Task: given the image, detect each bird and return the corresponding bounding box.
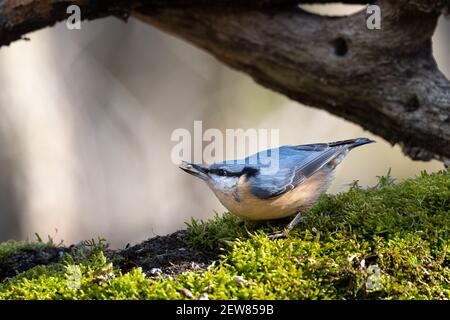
[179,137,374,238]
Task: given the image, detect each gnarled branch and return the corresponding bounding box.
[1,0,449,162]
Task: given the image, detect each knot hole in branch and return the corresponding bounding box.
[404,95,420,112]
[332,38,348,57]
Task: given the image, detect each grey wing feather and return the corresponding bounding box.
[291,147,343,184]
[250,145,346,199]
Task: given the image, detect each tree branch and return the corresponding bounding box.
[1,0,449,162]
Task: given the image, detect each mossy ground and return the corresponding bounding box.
[0,170,449,300]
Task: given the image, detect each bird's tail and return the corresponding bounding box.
[328,137,375,149]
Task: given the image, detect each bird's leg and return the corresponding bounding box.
[287,212,308,232]
[269,212,308,239]
[270,213,308,239]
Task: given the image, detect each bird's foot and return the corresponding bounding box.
[268,214,309,240]
[268,229,288,240]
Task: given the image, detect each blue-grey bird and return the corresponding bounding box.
[180,138,374,237]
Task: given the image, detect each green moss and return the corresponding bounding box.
[184,211,244,250]
[0,170,449,300]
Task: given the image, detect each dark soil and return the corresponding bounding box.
[115,230,218,278]
[0,247,69,280]
[0,230,217,281]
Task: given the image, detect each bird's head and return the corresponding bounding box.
[179,161,258,192]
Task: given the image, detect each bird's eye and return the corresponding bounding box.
[217,169,227,176]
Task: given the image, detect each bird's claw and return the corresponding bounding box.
[268,214,310,240]
[268,230,288,240]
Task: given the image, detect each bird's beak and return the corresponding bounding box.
[179,161,209,181]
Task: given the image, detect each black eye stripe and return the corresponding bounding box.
[209,168,256,177]
[209,169,227,176]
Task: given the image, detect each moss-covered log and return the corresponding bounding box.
[0,170,449,299]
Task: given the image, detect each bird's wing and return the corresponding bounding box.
[249,143,348,199]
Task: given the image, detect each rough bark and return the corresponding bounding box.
[0,0,449,162]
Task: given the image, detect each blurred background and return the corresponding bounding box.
[0,5,448,248]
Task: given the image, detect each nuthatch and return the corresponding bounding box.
[180,138,374,237]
